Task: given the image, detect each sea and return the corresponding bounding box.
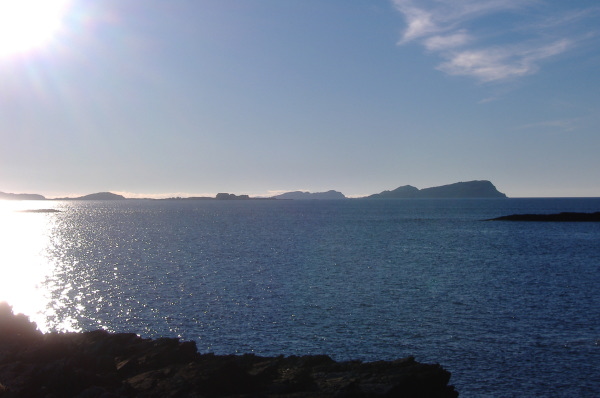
[1,198,599,397]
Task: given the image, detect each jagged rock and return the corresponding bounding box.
[0,303,458,397]
[0,303,41,341]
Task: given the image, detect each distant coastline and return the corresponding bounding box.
[1,180,507,201]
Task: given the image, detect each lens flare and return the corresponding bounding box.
[0,0,71,56]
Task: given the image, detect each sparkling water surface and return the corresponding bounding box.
[1,198,599,397]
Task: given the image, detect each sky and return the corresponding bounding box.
[1,0,599,198]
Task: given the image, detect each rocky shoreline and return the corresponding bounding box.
[0,303,458,397]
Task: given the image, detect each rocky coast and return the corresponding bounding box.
[0,303,458,397]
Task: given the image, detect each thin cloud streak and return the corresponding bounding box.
[393,0,527,44]
[438,39,571,82]
[392,0,595,82]
[517,118,581,133]
[424,31,471,51]
[523,7,600,31]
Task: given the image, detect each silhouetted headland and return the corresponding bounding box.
[0,303,457,397]
[0,192,46,200]
[487,212,600,222]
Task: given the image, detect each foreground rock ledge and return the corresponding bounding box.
[0,305,458,398]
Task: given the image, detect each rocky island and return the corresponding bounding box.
[367,180,507,199]
[54,192,127,200]
[0,303,458,397]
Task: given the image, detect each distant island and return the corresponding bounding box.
[0,180,508,201]
[215,193,250,200]
[273,190,346,200]
[54,192,127,200]
[367,180,507,199]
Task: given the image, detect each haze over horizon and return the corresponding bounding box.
[1,1,599,198]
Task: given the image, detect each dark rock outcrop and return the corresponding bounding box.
[0,303,458,397]
[487,212,600,222]
[368,181,506,199]
[274,190,347,200]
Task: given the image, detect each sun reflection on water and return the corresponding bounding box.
[0,201,64,332]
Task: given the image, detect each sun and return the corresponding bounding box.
[0,0,71,56]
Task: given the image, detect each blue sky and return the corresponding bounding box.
[1,0,599,198]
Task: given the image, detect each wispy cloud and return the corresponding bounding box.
[424,30,471,51]
[438,39,571,82]
[394,0,526,44]
[392,0,598,82]
[517,118,581,133]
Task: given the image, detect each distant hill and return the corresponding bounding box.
[367,185,420,199]
[0,191,46,200]
[274,190,346,200]
[56,192,127,200]
[368,181,507,199]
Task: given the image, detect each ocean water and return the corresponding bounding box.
[1,198,599,397]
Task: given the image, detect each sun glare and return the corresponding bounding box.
[0,0,70,56]
[0,201,57,331]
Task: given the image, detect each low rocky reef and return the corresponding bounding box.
[17,209,61,213]
[487,211,600,222]
[0,303,457,397]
